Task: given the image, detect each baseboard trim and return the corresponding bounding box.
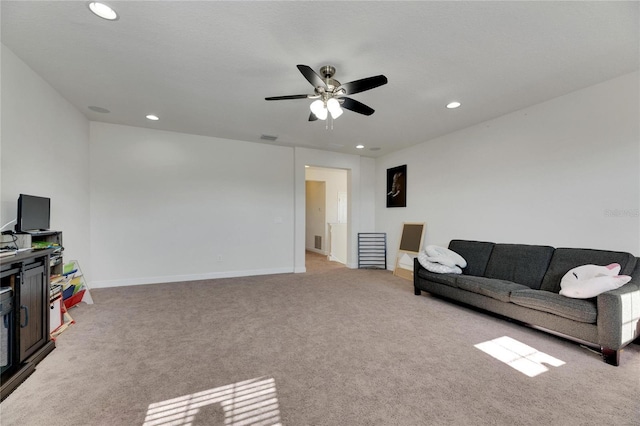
[90,267,295,288]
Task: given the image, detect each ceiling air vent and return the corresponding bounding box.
[260,134,278,141]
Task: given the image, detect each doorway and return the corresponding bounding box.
[305,166,348,268]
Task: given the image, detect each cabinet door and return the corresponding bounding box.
[19,264,47,361]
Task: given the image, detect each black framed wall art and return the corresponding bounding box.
[386,164,407,208]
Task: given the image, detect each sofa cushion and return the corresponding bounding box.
[483,244,555,289]
[448,240,495,277]
[417,268,458,287]
[456,276,530,303]
[510,289,597,323]
[540,248,637,293]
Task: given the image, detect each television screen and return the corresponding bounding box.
[17,194,50,232]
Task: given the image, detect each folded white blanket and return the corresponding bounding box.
[424,245,467,268]
[418,251,466,274]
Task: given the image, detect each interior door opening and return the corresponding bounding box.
[305,166,348,269]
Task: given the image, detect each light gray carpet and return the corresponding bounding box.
[1,258,639,426]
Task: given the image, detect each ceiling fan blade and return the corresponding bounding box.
[308,112,318,121]
[341,97,375,116]
[265,94,310,101]
[339,75,388,95]
[297,64,326,89]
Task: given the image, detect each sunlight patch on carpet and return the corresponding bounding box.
[474,336,565,377]
[143,377,282,426]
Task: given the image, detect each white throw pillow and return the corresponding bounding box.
[559,263,632,299]
[424,245,467,268]
[418,251,462,274]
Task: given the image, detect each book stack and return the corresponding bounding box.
[50,283,63,299]
[55,261,92,309]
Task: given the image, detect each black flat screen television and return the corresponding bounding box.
[16,194,51,233]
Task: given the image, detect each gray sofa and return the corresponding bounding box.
[413,239,640,366]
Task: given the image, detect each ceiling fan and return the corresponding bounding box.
[265,65,388,121]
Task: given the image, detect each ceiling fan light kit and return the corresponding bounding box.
[266,64,388,122]
[327,98,343,119]
[310,97,343,120]
[310,99,329,120]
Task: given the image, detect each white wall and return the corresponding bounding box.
[11,37,632,286]
[0,43,378,287]
[376,72,640,266]
[359,157,376,233]
[1,44,91,276]
[89,122,295,287]
[305,180,326,253]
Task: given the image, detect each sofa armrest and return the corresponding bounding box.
[414,257,422,275]
[413,257,423,295]
[597,275,640,350]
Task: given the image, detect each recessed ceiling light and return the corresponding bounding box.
[446,101,461,109]
[146,114,159,121]
[356,144,365,149]
[88,2,119,21]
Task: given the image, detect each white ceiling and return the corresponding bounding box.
[2,1,638,158]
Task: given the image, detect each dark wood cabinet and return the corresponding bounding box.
[19,261,48,361]
[1,249,55,400]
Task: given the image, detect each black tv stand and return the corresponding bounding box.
[1,249,57,400]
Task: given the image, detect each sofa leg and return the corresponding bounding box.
[601,347,620,366]
[414,287,421,296]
